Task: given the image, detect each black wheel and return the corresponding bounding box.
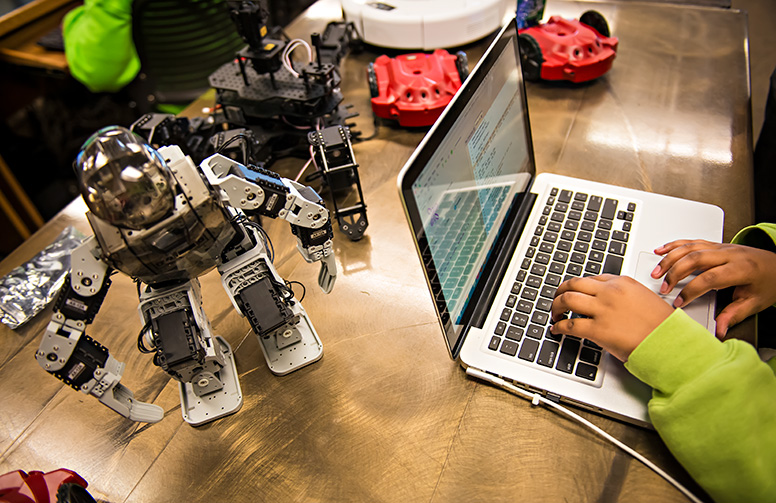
[56,483,97,503]
[518,34,543,82]
[367,62,379,98]
[455,51,470,82]
[579,10,610,37]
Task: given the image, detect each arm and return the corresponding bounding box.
[550,226,776,502]
[198,152,337,293]
[38,237,162,423]
[625,310,776,503]
[551,276,776,502]
[62,0,140,92]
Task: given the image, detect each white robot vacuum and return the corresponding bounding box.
[341,0,514,50]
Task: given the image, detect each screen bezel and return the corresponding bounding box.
[398,17,538,359]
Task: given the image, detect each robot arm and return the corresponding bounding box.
[198,152,337,293]
[35,237,164,423]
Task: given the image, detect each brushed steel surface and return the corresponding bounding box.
[0,1,750,502]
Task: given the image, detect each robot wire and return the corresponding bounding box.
[232,214,275,263]
[284,280,306,302]
[133,278,155,354]
[136,321,154,354]
[282,39,312,78]
[216,132,253,165]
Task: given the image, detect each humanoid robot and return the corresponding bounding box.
[35,126,337,426]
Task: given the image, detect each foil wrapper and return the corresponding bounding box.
[1,227,86,329]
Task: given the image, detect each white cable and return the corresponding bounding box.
[465,367,703,503]
[282,39,312,78]
[295,156,313,182]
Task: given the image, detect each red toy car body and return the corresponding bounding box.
[518,11,618,83]
[0,469,93,503]
[367,49,468,127]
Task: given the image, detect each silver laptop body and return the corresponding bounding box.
[397,18,723,427]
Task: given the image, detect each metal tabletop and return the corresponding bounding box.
[0,1,751,501]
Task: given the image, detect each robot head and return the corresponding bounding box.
[74,126,175,230]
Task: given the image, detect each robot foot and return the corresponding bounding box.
[258,310,323,376]
[179,336,243,426]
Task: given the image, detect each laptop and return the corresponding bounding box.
[397,17,724,427]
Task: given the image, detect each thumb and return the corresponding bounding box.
[715,297,759,339]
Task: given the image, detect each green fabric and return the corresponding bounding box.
[625,224,776,503]
[155,102,186,115]
[733,222,776,309]
[732,222,776,251]
[63,0,140,93]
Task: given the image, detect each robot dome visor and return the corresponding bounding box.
[75,126,176,230]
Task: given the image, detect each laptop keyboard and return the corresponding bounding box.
[487,187,637,384]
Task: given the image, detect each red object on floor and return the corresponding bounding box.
[0,469,88,503]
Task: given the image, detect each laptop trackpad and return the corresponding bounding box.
[633,252,715,330]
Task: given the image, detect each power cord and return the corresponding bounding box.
[465,367,703,503]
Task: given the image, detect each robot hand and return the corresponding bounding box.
[318,253,336,294]
[288,181,337,294]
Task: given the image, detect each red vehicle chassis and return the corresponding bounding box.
[518,11,618,83]
[367,49,468,127]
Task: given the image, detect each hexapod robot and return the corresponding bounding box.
[35,126,337,426]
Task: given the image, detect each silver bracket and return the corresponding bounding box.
[179,336,243,426]
[257,304,323,376]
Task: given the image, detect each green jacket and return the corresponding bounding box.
[626,223,776,503]
[63,0,139,93]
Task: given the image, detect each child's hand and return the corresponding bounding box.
[550,275,674,361]
[653,240,776,338]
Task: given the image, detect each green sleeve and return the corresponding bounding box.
[732,223,776,310]
[731,222,776,250]
[62,0,140,92]
[625,309,776,503]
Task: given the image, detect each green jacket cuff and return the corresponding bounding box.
[731,222,776,251]
[625,309,725,394]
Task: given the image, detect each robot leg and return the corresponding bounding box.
[219,233,323,376]
[138,280,242,425]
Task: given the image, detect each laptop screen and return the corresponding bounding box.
[399,18,536,356]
